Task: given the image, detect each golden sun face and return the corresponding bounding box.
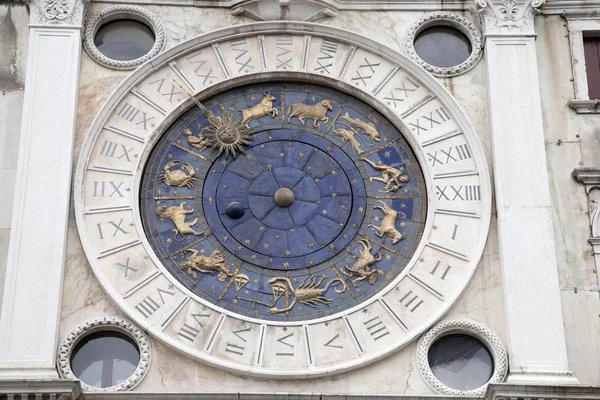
[202,111,251,157]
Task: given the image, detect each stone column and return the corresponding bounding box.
[0,0,85,378]
[476,0,577,385]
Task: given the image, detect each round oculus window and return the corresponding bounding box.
[94,20,156,61]
[414,26,472,68]
[70,331,141,389]
[427,334,494,391]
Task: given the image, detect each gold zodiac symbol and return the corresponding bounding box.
[183,128,209,152]
[287,100,333,127]
[342,239,383,286]
[157,160,196,188]
[229,91,279,128]
[342,112,381,143]
[180,248,230,281]
[361,157,409,193]
[368,200,405,245]
[266,276,345,314]
[155,201,203,240]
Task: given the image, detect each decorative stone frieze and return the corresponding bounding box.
[416,320,508,396]
[57,317,151,392]
[475,0,545,35]
[27,0,87,26]
[230,0,337,22]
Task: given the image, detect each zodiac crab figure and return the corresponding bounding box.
[342,239,383,286]
[369,200,405,245]
[361,157,409,193]
[157,161,196,188]
[179,248,231,282]
[267,275,346,314]
[155,201,203,240]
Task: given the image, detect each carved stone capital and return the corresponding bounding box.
[26,0,87,26]
[475,0,545,35]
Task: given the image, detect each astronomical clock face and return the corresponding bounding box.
[75,25,491,377]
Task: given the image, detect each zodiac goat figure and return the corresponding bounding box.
[155,201,203,240]
[369,200,405,245]
[267,276,345,314]
[343,239,383,286]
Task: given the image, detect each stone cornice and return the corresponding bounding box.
[27,0,87,26]
[475,0,545,35]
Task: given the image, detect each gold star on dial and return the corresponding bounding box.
[285,250,291,256]
[283,262,290,269]
[223,236,229,242]
[207,197,214,203]
[259,226,266,232]
[308,242,315,249]
[385,254,391,260]
[253,279,260,285]
[322,210,327,215]
[290,229,296,233]
[263,243,270,250]
[400,222,407,228]
[329,244,335,249]
[244,239,251,245]
[298,152,305,159]
[315,178,320,183]
[251,254,257,260]
[166,237,173,244]
[275,235,280,240]
[266,164,273,170]
[358,207,365,213]
[332,193,337,198]
[280,153,285,158]
[307,166,312,171]
[340,205,347,211]
[331,169,337,176]
[351,179,358,185]
[168,154,173,159]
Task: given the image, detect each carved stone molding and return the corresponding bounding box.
[475,0,545,35]
[27,0,87,26]
[416,319,508,396]
[230,0,338,22]
[57,317,151,392]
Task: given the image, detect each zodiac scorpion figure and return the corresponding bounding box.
[229,91,278,128]
[361,157,409,193]
[369,200,405,245]
[343,239,383,286]
[155,201,203,240]
[179,249,231,281]
[267,276,346,314]
[157,161,196,188]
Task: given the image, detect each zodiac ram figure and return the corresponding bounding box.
[287,100,333,127]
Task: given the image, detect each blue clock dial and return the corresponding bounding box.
[140,83,427,322]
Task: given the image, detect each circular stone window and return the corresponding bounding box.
[58,317,151,392]
[414,27,472,68]
[404,12,483,77]
[94,20,155,62]
[428,334,494,391]
[84,6,165,70]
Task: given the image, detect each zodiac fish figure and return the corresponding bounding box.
[157,160,196,188]
[342,112,381,143]
[361,157,409,193]
[369,200,405,245]
[183,128,209,152]
[333,125,366,155]
[267,275,345,314]
[229,91,278,128]
[343,239,383,286]
[179,248,231,281]
[155,201,203,240]
[287,100,333,127]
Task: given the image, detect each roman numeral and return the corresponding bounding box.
[399,290,424,312]
[225,327,251,356]
[409,107,451,135]
[134,287,176,318]
[427,144,472,166]
[116,103,154,131]
[99,141,135,162]
[149,78,182,104]
[363,316,389,341]
[384,77,420,107]
[324,333,343,349]
[177,313,211,342]
[275,36,293,70]
[314,40,338,74]
[351,57,381,86]
[430,260,452,280]
[276,332,294,356]
[231,39,253,73]
[436,185,481,201]
[115,257,138,277]
[451,224,459,240]
[93,181,125,197]
[96,219,129,239]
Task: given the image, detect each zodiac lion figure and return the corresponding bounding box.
[180,249,231,281]
[155,201,203,240]
[369,200,405,245]
[157,160,196,188]
[230,91,278,128]
[266,276,345,314]
[342,239,383,286]
[361,157,409,193]
[287,100,333,127]
[183,128,210,152]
